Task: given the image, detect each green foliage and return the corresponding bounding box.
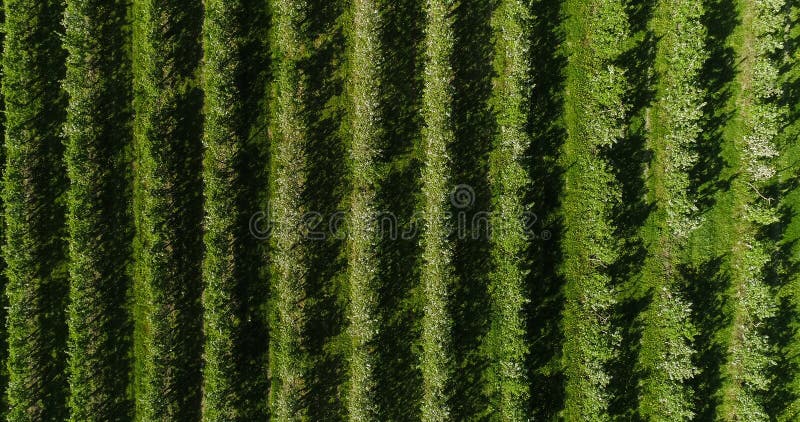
[201,0,253,419]
[267,0,311,419]
[714,0,785,419]
[1,0,800,419]
[560,0,628,419]
[62,0,134,419]
[345,0,383,419]
[483,0,532,420]
[2,0,70,419]
[635,0,706,419]
[419,0,456,419]
[775,3,800,420]
[131,0,204,419]
[0,1,7,418]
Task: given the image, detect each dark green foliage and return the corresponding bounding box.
[0,0,799,419]
[560,0,628,419]
[131,0,204,419]
[774,3,800,420]
[2,0,70,419]
[201,0,272,419]
[62,0,134,419]
[0,1,7,417]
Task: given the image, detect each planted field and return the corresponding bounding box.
[0,0,799,420]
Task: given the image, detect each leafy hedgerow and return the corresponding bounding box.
[716,0,785,419]
[345,0,383,419]
[63,0,134,419]
[483,0,532,420]
[560,0,629,419]
[0,2,7,418]
[635,0,706,419]
[267,0,312,419]
[419,0,456,419]
[2,0,70,419]
[131,0,204,419]
[201,0,254,419]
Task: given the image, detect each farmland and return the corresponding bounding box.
[1,0,799,420]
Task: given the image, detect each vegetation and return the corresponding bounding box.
[634,0,705,419]
[131,0,204,419]
[560,0,628,419]
[0,2,7,418]
[201,0,256,419]
[775,3,800,420]
[267,0,311,419]
[63,0,133,419]
[419,0,456,419]
[714,0,785,419]
[483,0,532,419]
[3,0,69,419]
[0,0,799,420]
[344,0,383,419]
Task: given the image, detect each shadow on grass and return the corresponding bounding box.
[230,0,272,418]
[606,0,654,418]
[523,0,567,417]
[374,0,425,419]
[446,0,497,419]
[765,4,800,418]
[685,0,738,415]
[302,0,349,419]
[131,1,206,418]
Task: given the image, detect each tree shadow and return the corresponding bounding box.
[3,0,71,418]
[764,4,800,417]
[373,0,425,419]
[767,204,800,418]
[692,0,737,208]
[69,1,136,418]
[684,256,727,420]
[229,0,273,418]
[523,0,566,418]
[448,0,495,419]
[301,0,349,419]
[683,0,738,416]
[131,1,206,418]
[604,0,655,417]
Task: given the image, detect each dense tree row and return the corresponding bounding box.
[419,0,456,419]
[267,0,311,418]
[0,3,6,417]
[484,0,532,419]
[131,0,204,419]
[560,0,628,418]
[344,0,383,419]
[3,0,69,419]
[715,0,785,419]
[63,0,133,419]
[635,0,705,419]
[1,0,800,420]
[201,0,253,419]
